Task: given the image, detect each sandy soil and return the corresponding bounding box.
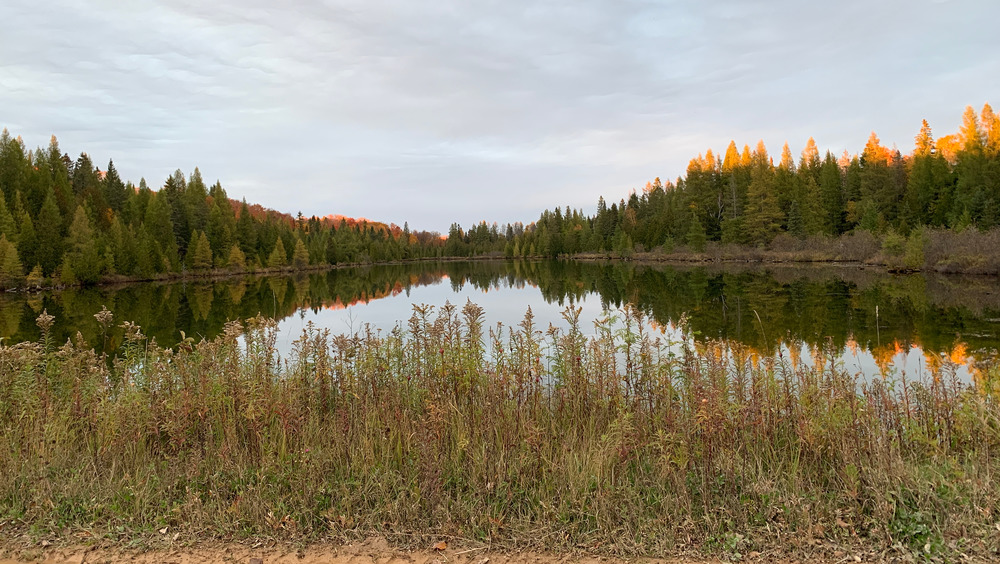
[0,542,704,564]
[0,537,840,564]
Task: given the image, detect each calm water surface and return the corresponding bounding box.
[2,260,997,381]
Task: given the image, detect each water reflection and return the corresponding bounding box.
[1,260,997,381]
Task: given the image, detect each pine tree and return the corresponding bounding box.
[103,159,128,214]
[774,142,799,228]
[64,205,101,284]
[685,211,707,252]
[292,237,309,269]
[34,191,63,275]
[24,264,43,288]
[59,255,77,286]
[16,212,36,275]
[144,192,179,272]
[0,129,27,206]
[799,137,821,176]
[188,230,213,271]
[107,217,135,276]
[46,136,74,218]
[0,234,23,289]
[236,200,256,256]
[744,141,782,246]
[268,237,287,268]
[226,244,246,271]
[0,194,16,241]
[185,168,209,234]
[982,103,1000,156]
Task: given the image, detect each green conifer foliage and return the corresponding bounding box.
[64,205,101,284]
[268,237,287,268]
[0,234,23,289]
[188,230,213,271]
[34,191,63,275]
[226,244,246,272]
[292,237,309,269]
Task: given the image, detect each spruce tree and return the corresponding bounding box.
[226,244,246,271]
[0,194,16,241]
[744,141,782,246]
[188,230,213,271]
[292,237,309,269]
[685,211,707,252]
[144,192,179,272]
[0,234,23,289]
[103,159,128,214]
[268,237,287,268]
[16,212,36,275]
[65,205,101,284]
[34,191,63,275]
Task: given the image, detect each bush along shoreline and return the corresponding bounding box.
[572,227,1000,275]
[1,304,998,559]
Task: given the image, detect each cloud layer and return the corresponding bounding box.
[2,0,997,231]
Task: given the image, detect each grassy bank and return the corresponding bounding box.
[576,228,1000,275]
[1,304,998,559]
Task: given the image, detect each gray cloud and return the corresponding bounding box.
[1,0,998,231]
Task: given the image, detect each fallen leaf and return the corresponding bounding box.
[159,527,168,535]
[433,541,448,551]
[837,518,850,528]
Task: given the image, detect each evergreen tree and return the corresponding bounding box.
[185,168,210,234]
[0,234,22,289]
[162,169,189,253]
[268,237,287,268]
[236,200,256,255]
[188,230,213,271]
[144,192,180,272]
[685,211,707,252]
[0,129,27,206]
[32,190,64,276]
[0,194,16,242]
[64,205,101,284]
[103,159,129,214]
[45,136,74,218]
[16,212,36,274]
[206,201,234,259]
[226,244,246,271]
[292,237,309,269]
[743,141,782,245]
[108,217,138,276]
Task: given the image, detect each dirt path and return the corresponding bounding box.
[0,537,814,564]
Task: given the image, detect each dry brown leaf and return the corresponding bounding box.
[432,541,448,551]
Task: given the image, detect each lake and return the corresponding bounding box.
[1,260,998,382]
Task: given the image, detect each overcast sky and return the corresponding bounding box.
[2,0,998,232]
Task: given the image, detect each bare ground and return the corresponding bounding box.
[0,536,923,564]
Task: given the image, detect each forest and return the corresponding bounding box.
[0,131,454,290]
[495,103,1000,259]
[1,103,999,289]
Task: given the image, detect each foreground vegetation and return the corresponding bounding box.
[1,305,998,559]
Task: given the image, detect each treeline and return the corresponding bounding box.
[4,102,999,287]
[441,103,1000,257]
[0,131,453,289]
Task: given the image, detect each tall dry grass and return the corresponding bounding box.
[0,304,998,558]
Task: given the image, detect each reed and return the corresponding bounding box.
[0,303,997,559]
